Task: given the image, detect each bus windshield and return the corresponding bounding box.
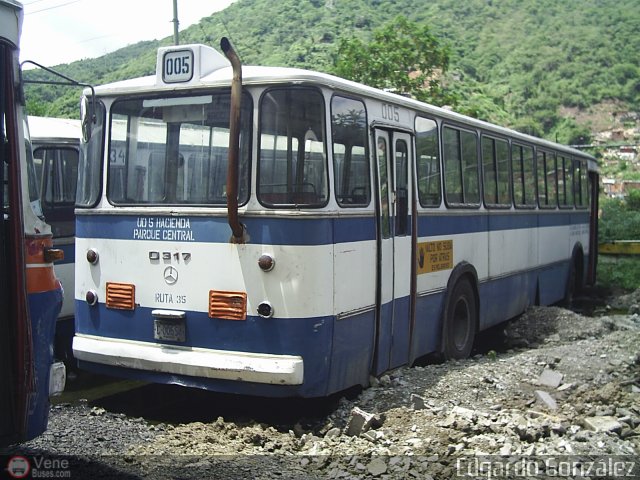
[107,91,251,206]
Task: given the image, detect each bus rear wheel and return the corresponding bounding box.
[442,279,477,360]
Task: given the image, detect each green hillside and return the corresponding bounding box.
[23,0,640,143]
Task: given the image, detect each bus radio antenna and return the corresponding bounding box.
[221,37,248,244]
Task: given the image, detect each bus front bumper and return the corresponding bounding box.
[72,334,304,385]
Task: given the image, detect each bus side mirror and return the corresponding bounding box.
[80,97,92,142]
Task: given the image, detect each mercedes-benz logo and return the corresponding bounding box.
[163,266,178,285]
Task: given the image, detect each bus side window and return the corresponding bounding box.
[259,87,328,207]
[512,143,536,208]
[547,152,558,207]
[482,136,510,207]
[565,156,574,207]
[580,159,588,208]
[395,138,408,235]
[331,96,370,207]
[415,116,441,207]
[574,158,588,208]
[558,155,574,208]
[443,126,479,206]
[35,146,79,237]
[537,151,558,208]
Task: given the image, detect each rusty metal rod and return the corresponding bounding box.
[220,37,245,243]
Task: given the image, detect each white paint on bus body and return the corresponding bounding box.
[73,334,304,385]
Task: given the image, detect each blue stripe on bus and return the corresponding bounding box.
[76,215,375,245]
[76,210,590,245]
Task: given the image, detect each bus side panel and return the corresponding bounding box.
[331,218,376,392]
[390,295,411,368]
[538,215,571,305]
[411,291,446,358]
[478,273,536,328]
[327,311,375,394]
[538,263,571,305]
[25,288,63,439]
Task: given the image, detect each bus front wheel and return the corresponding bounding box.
[442,279,477,360]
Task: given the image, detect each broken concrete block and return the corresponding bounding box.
[583,416,623,434]
[538,369,564,389]
[345,407,383,436]
[452,405,476,420]
[534,390,558,410]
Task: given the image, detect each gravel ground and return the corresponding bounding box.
[4,288,640,479]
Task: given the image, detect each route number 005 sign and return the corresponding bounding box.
[162,49,194,83]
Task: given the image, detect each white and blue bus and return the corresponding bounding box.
[29,116,80,361]
[72,41,598,397]
[1,0,65,445]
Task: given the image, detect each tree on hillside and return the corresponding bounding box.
[333,16,456,107]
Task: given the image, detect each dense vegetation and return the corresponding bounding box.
[597,191,640,290]
[599,191,640,243]
[23,0,639,144]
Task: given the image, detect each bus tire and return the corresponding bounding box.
[562,262,575,307]
[442,278,477,360]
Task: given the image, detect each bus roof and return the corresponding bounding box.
[86,43,597,165]
[28,116,81,142]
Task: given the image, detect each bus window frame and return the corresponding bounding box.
[536,149,558,210]
[34,145,79,208]
[329,92,371,209]
[574,157,589,210]
[415,115,442,209]
[257,85,329,209]
[511,141,537,210]
[557,154,574,210]
[76,99,105,209]
[480,132,512,210]
[105,90,253,208]
[441,122,481,209]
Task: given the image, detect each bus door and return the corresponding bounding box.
[373,129,414,375]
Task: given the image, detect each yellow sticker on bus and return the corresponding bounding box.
[417,240,453,274]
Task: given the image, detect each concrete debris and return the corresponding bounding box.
[538,369,564,388]
[345,407,384,437]
[583,416,624,434]
[534,390,558,410]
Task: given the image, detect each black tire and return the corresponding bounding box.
[562,259,576,307]
[442,279,478,360]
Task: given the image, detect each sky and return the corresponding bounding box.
[19,0,236,67]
